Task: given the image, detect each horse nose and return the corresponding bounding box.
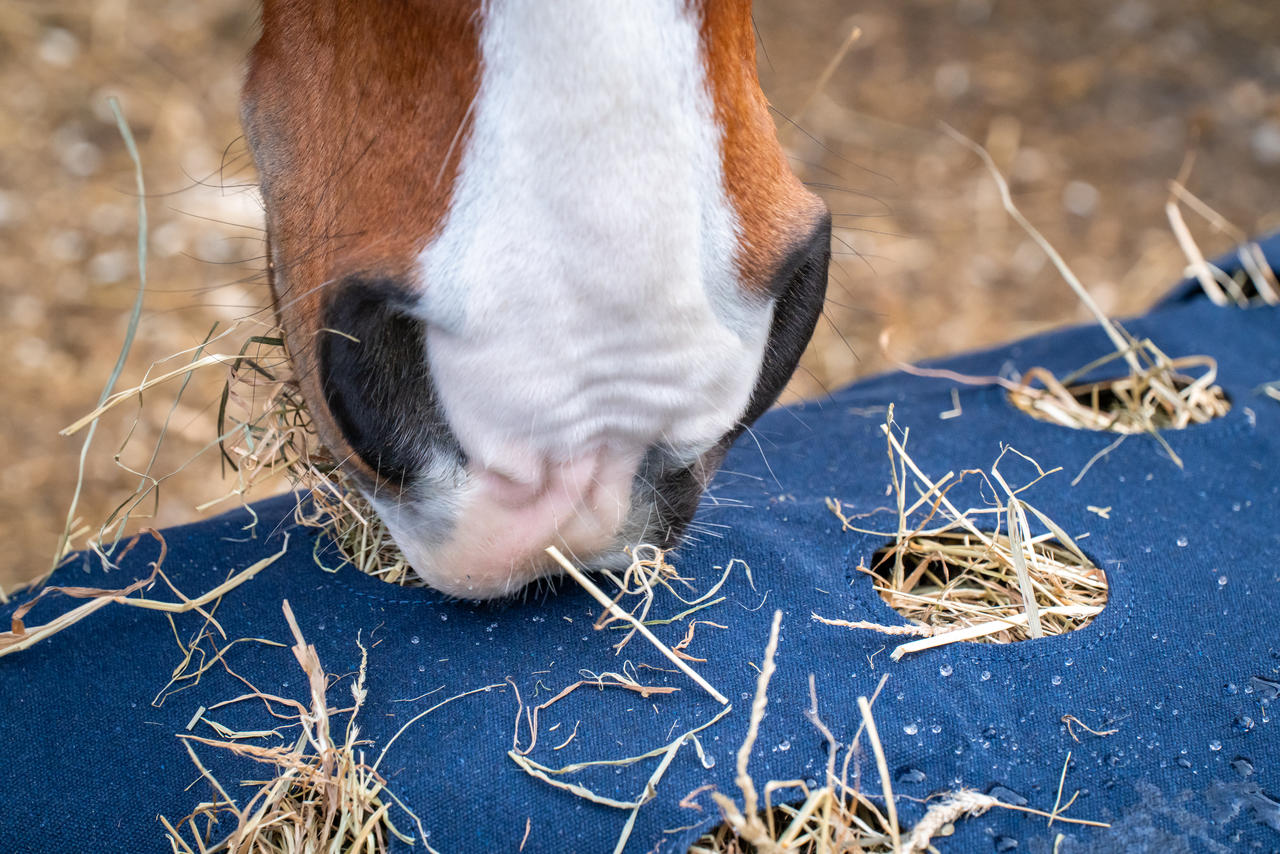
[314,277,643,596]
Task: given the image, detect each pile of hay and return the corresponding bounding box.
[163,600,430,853]
[819,407,1107,658]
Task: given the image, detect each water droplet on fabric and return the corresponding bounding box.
[1176,536,1189,547]
[1249,676,1280,701]
[987,784,1028,806]
[981,670,992,681]
[939,664,953,677]
[1051,675,1063,686]
[994,835,1018,851]
[1233,757,1255,777]
[1210,740,1223,752]
[1218,576,1228,587]
[896,767,927,784]
[410,636,420,645]
[1234,716,1256,732]
[903,723,919,736]
[1177,756,1193,768]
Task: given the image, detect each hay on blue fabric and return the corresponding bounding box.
[941,124,1231,468]
[213,337,420,585]
[691,616,1108,853]
[162,600,433,854]
[819,408,1106,654]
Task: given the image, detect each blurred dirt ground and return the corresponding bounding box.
[2,0,1278,589]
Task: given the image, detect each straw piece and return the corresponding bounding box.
[857,695,899,850]
[1049,751,1073,827]
[1006,496,1044,639]
[941,123,1137,371]
[612,736,686,854]
[904,790,997,852]
[811,613,934,636]
[1166,195,1230,305]
[511,671,678,757]
[1167,181,1280,306]
[889,606,1103,660]
[49,97,150,583]
[61,354,241,436]
[545,545,728,705]
[1061,714,1119,742]
[1,534,288,659]
[597,546,739,655]
[938,124,1230,462]
[737,611,783,822]
[507,703,732,814]
[704,611,789,852]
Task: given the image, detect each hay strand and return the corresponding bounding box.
[545,545,728,705]
[940,123,1230,463]
[50,96,150,583]
[0,533,288,659]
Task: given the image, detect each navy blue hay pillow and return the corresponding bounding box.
[2,236,1277,853]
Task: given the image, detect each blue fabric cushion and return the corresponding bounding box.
[3,238,1278,853]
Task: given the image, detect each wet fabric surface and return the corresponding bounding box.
[2,237,1278,853]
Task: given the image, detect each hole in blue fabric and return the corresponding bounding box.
[1206,263,1278,305]
[1007,371,1231,433]
[865,531,1107,644]
[691,795,891,852]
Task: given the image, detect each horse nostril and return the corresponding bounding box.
[317,277,460,487]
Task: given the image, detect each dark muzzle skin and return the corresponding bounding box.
[318,278,462,491]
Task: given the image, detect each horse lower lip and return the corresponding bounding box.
[384,450,641,598]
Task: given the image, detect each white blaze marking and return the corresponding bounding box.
[414,0,771,483]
